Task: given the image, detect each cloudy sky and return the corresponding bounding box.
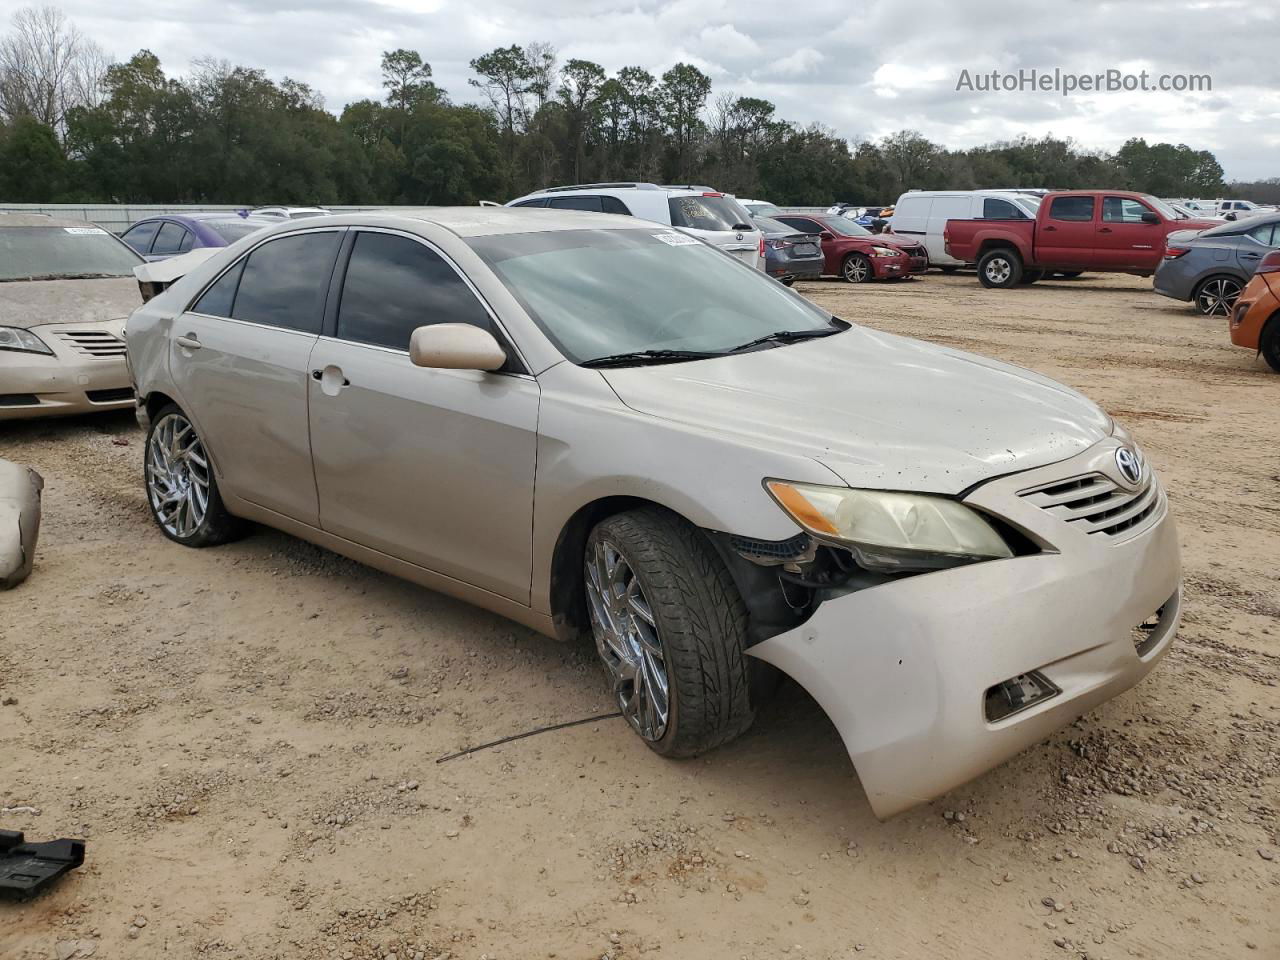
[47,0,1280,180]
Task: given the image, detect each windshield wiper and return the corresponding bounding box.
[727,325,844,354]
[580,348,726,368]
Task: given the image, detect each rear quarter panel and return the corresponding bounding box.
[944,219,1033,264]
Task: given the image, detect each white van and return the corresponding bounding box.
[889,191,1041,268]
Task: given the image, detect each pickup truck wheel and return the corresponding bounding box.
[1020,269,1046,284]
[1260,316,1280,373]
[1194,276,1242,316]
[841,254,873,283]
[584,507,754,758]
[144,404,245,547]
[977,249,1022,288]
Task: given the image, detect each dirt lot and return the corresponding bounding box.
[2,272,1277,960]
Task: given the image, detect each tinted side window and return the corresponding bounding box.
[1049,196,1095,222]
[123,220,160,253]
[983,198,1026,219]
[601,196,632,215]
[336,232,492,351]
[548,195,603,212]
[178,229,194,253]
[512,199,548,208]
[230,231,341,333]
[152,222,189,256]
[1102,197,1151,223]
[1248,222,1277,246]
[193,259,245,318]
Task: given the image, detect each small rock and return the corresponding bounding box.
[132,916,147,928]
[1190,872,1204,884]
[1258,848,1275,861]
[444,830,459,839]
[1054,937,1068,949]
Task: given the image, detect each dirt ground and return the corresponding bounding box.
[2,272,1277,960]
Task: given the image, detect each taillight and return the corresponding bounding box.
[1163,247,1190,259]
[1258,251,1280,274]
[760,234,768,255]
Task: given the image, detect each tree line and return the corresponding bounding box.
[1,5,1271,208]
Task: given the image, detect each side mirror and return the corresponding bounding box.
[409,323,506,371]
[819,231,834,241]
[1140,211,1160,225]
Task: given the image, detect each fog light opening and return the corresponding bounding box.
[984,671,1060,723]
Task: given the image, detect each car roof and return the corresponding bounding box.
[289,207,658,239]
[0,213,102,229]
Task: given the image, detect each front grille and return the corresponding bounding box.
[55,330,127,358]
[86,387,134,403]
[0,393,39,407]
[1018,472,1161,539]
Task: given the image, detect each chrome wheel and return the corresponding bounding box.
[984,256,1013,285]
[146,413,211,539]
[843,256,871,283]
[1195,277,1241,316]
[585,538,669,741]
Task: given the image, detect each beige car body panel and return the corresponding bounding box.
[0,458,43,589]
[127,209,1181,818]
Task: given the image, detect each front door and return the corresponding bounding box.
[1096,196,1165,271]
[1038,195,1096,268]
[307,229,539,604]
[169,228,344,525]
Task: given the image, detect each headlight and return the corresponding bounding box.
[871,246,901,257]
[765,480,1013,573]
[0,326,53,355]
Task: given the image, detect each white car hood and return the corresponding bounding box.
[599,326,1111,494]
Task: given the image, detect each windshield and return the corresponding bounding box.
[667,195,753,232]
[0,226,142,281]
[1142,195,1179,220]
[824,216,873,237]
[468,229,836,364]
[206,219,271,243]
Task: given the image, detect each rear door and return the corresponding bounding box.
[307,229,538,603]
[169,228,344,524]
[1096,196,1164,270]
[1038,195,1096,267]
[667,193,762,270]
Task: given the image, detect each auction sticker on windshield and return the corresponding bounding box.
[653,232,700,246]
[64,227,107,235]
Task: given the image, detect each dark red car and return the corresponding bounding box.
[773,213,929,283]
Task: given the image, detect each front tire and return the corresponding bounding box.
[584,507,753,757]
[841,253,873,284]
[1194,276,1243,316]
[977,248,1023,288]
[144,404,244,547]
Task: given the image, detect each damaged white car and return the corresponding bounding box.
[125,209,1181,818]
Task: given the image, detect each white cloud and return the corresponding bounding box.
[763,47,824,77]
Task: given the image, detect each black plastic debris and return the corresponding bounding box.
[0,830,85,899]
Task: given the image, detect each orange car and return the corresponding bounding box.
[1231,250,1280,372]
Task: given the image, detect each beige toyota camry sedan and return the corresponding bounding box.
[126,209,1181,818]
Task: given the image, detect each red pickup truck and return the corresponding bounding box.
[943,191,1220,288]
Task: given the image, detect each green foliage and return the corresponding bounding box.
[1,39,1252,206]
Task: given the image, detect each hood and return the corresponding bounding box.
[599,326,1111,494]
[1175,217,1221,231]
[877,234,922,251]
[0,277,140,330]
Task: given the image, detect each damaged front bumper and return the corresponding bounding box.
[748,443,1182,819]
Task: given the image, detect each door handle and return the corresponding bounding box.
[1098,227,1113,234]
[176,334,201,350]
[1044,225,1057,232]
[311,367,351,388]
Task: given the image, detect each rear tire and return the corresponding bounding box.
[1194,275,1243,316]
[144,403,245,548]
[584,507,754,758]
[1261,316,1280,373]
[977,248,1022,288]
[841,254,874,284]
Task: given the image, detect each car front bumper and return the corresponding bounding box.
[749,442,1181,819]
[0,320,133,421]
[871,252,928,279]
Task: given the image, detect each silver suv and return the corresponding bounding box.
[126,208,1180,818]
[506,182,764,271]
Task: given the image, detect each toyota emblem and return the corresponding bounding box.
[1115,447,1143,486]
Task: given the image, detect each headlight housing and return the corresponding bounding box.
[0,326,53,355]
[871,246,901,257]
[765,480,1013,573]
